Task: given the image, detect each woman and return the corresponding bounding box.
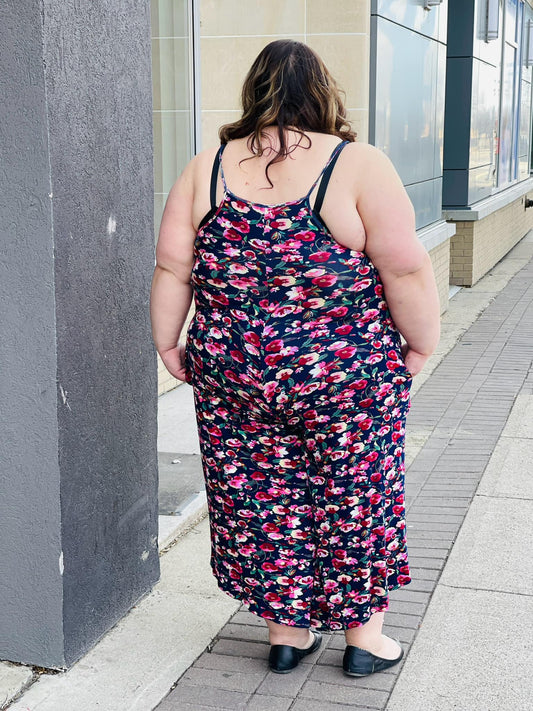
[150,39,440,678]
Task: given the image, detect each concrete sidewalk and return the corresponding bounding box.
[2,232,533,710]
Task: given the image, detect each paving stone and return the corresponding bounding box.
[406,567,440,582]
[386,598,428,615]
[291,701,379,711]
[231,610,267,627]
[389,588,432,604]
[193,653,266,673]
[180,666,265,693]
[309,664,396,692]
[156,703,234,711]
[218,622,268,643]
[299,679,389,707]
[407,547,450,559]
[376,611,422,629]
[256,662,314,697]
[245,694,293,711]
[406,556,446,570]
[156,684,250,710]
[210,639,269,659]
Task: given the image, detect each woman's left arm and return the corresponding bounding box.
[150,159,197,382]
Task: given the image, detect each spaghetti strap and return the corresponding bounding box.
[312,140,349,213]
[304,140,349,202]
[209,144,227,210]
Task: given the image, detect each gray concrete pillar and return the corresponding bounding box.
[0,0,159,669]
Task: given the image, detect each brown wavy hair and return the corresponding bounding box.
[219,39,357,187]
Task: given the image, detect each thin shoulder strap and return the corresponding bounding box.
[312,140,349,213]
[209,144,227,209]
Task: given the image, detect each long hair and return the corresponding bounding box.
[219,39,357,187]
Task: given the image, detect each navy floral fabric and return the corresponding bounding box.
[185,142,413,630]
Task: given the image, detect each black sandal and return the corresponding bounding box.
[268,631,323,673]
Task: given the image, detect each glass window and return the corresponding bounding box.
[151,0,197,239]
[498,41,517,185]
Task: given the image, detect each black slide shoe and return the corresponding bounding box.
[268,631,323,674]
[343,639,404,677]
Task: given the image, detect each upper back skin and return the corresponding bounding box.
[191,130,368,254]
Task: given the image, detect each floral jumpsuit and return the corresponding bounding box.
[185,141,413,630]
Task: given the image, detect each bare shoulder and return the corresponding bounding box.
[343,141,398,173]
[165,145,220,203]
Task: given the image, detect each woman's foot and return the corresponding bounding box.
[268,630,323,674]
[353,634,402,659]
[343,636,404,678]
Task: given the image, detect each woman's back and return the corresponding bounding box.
[191,130,367,255]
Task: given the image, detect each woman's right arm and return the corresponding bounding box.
[353,143,441,376]
[150,158,197,381]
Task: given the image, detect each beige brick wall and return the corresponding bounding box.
[199,0,371,147]
[450,192,533,286]
[428,238,451,315]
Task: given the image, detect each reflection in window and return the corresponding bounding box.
[499,41,516,186]
[151,0,196,239]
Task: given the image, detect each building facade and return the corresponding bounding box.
[151,0,533,393]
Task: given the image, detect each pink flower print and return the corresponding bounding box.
[309,251,332,262]
[294,230,315,241]
[272,304,297,317]
[270,218,292,230]
[255,491,273,502]
[324,579,339,593]
[262,562,279,572]
[223,229,243,242]
[298,352,320,365]
[303,297,326,308]
[276,368,293,380]
[304,267,326,278]
[228,476,246,489]
[243,331,260,346]
[335,324,353,335]
[354,278,372,291]
[362,308,380,321]
[230,219,250,233]
[265,353,283,366]
[292,599,309,610]
[249,238,270,250]
[358,418,373,431]
[204,342,226,356]
[240,545,256,557]
[262,522,280,534]
[334,345,357,359]
[229,276,257,289]
[229,263,249,274]
[264,592,281,602]
[312,274,338,288]
[272,275,296,286]
[230,349,245,363]
[327,306,349,318]
[266,339,284,352]
[230,199,250,213]
[287,585,303,599]
[209,292,229,307]
[366,353,383,365]
[206,278,226,289]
